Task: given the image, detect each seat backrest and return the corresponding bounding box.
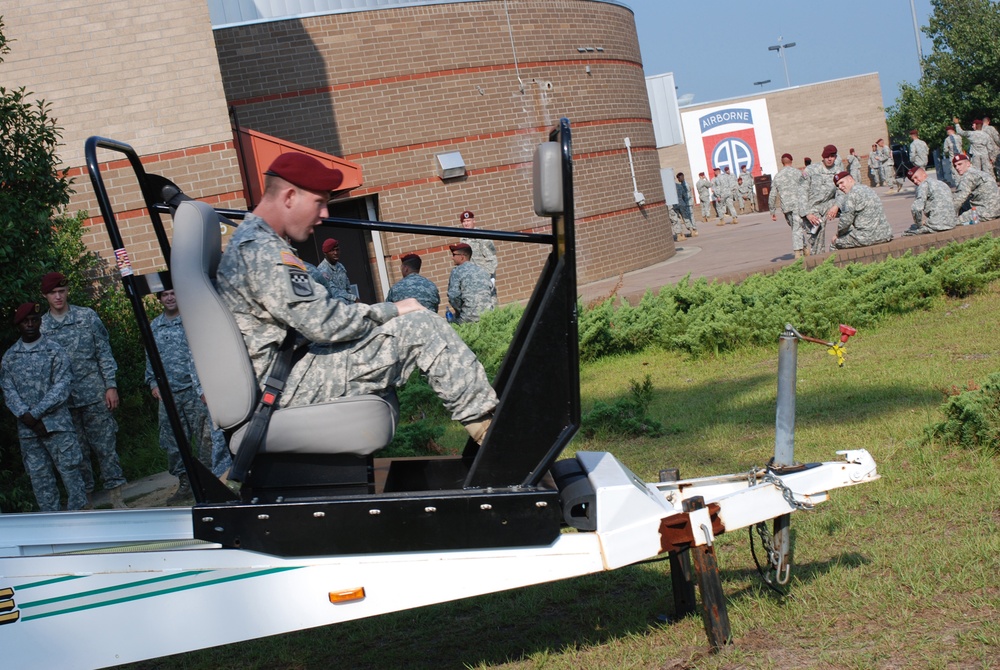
[171,201,257,430]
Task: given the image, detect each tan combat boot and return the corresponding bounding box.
[464,416,492,445]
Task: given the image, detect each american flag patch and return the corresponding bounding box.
[280,251,306,271]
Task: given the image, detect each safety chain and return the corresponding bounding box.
[762,471,816,511]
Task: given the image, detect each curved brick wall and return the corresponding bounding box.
[214,0,674,303]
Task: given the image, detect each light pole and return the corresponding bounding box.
[753,79,771,89]
[767,38,796,88]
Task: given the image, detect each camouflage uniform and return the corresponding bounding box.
[984,123,1000,180]
[386,272,441,313]
[941,133,963,187]
[847,154,862,183]
[833,184,893,249]
[40,306,126,492]
[769,165,806,252]
[447,261,497,324]
[909,138,930,169]
[711,172,739,222]
[906,177,957,235]
[217,214,497,424]
[675,180,696,232]
[459,236,498,299]
[953,167,1000,224]
[798,162,839,255]
[315,259,356,304]
[144,312,220,478]
[695,176,713,220]
[737,170,755,212]
[878,145,900,189]
[868,148,883,186]
[955,123,994,175]
[1,336,87,511]
[668,205,685,239]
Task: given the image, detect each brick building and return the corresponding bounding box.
[0,0,673,306]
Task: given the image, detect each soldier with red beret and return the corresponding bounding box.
[1,302,88,511]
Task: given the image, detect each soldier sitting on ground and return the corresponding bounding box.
[904,166,957,236]
[830,171,893,250]
[951,153,1000,225]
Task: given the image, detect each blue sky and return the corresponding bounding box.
[623,0,934,109]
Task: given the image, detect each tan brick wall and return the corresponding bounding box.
[1,0,245,273]
[215,0,673,304]
[657,74,889,191]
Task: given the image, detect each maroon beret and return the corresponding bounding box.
[973,119,983,127]
[906,165,922,180]
[822,144,838,158]
[781,153,793,162]
[13,302,41,325]
[953,153,969,165]
[698,171,705,176]
[449,243,472,254]
[40,271,68,294]
[909,129,918,135]
[833,171,851,184]
[321,238,339,253]
[266,153,344,192]
[459,210,474,221]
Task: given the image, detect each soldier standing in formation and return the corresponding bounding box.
[1,303,88,512]
[386,253,440,313]
[982,117,1000,182]
[39,272,127,509]
[951,153,1000,225]
[908,130,929,171]
[458,210,498,298]
[868,143,883,187]
[695,172,713,222]
[831,171,893,250]
[216,152,498,446]
[903,166,957,236]
[799,145,841,255]
[769,153,807,259]
[315,238,358,304]
[145,287,229,504]
[447,243,497,324]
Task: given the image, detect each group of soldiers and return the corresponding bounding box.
[1,273,129,512]
[767,132,1000,258]
[384,210,499,325]
[1,270,237,512]
[688,166,758,233]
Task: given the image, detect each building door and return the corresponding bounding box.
[294,197,380,304]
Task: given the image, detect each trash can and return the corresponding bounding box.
[754,174,771,213]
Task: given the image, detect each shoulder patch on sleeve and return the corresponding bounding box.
[287,268,315,299]
[280,250,307,271]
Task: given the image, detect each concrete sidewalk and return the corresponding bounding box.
[578,184,976,306]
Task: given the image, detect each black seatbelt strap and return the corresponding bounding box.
[228,329,304,483]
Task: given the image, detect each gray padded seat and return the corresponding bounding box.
[170,200,396,457]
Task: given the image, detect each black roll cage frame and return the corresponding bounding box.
[84,118,579,512]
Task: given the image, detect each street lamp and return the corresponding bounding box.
[767,38,796,88]
[753,79,771,89]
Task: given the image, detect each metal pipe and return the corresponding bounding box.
[774,324,797,468]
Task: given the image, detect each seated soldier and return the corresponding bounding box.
[831,171,893,250]
[216,153,497,444]
[903,166,957,235]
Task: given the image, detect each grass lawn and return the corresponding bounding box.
[128,286,1000,670]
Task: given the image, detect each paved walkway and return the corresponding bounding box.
[578,184,953,305]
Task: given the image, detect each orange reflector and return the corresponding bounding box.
[329,587,366,604]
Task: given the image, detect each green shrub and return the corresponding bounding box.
[927,375,1000,452]
[581,375,665,439]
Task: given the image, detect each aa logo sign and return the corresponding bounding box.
[699,108,760,176]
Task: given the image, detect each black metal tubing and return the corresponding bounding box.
[151,203,554,246]
[85,137,236,504]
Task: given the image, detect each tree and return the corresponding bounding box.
[0,15,74,339]
[886,0,1000,149]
